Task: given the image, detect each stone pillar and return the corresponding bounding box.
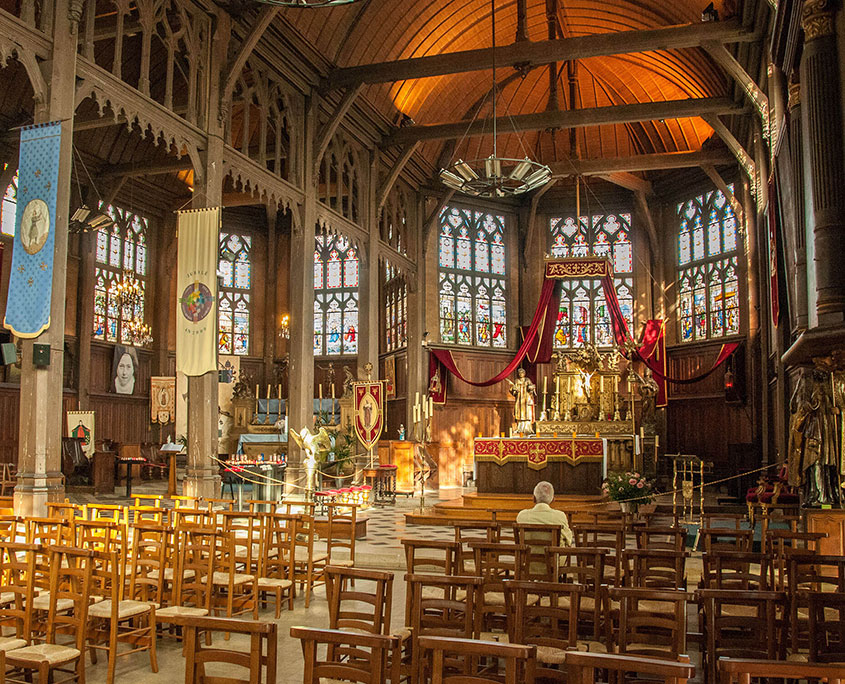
[182,14,230,499]
[263,204,278,382]
[787,79,809,331]
[357,149,380,380]
[800,0,845,325]
[286,96,318,494]
[15,0,78,516]
[406,194,426,433]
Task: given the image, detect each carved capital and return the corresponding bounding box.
[802,0,837,40]
[788,80,801,110]
[67,0,84,29]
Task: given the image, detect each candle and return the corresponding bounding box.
[429,396,434,416]
[600,376,604,393]
[255,384,259,399]
[595,431,600,439]
[267,385,270,400]
[572,431,577,439]
[331,383,335,400]
[284,416,288,434]
[543,376,548,395]
[277,384,282,399]
[655,434,660,447]
[640,427,645,439]
[319,384,323,401]
[415,391,420,406]
[556,376,560,401]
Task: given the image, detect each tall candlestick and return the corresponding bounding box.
[319,384,323,401]
[267,385,270,400]
[255,384,259,399]
[543,376,548,395]
[331,383,335,400]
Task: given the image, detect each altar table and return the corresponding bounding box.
[473,437,605,495]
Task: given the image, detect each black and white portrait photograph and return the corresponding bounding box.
[112,345,138,395]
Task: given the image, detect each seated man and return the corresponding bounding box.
[516,480,574,546]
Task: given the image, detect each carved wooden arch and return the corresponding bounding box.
[0,38,47,119]
[379,180,411,255]
[318,130,365,226]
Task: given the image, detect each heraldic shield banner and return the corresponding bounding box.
[354,382,384,451]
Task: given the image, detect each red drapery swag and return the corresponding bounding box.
[428,257,739,405]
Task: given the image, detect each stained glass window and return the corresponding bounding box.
[438,206,508,348]
[1,169,18,237]
[549,212,634,348]
[218,231,252,355]
[677,187,741,342]
[93,204,148,344]
[314,233,359,356]
[383,262,407,352]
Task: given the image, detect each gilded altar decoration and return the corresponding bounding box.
[474,437,603,470]
[150,376,176,424]
[544,256,612,279]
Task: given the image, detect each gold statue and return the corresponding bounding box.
[508,368,536,434]
[787,368,841,506]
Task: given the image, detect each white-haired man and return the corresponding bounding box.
[516,480,574,546]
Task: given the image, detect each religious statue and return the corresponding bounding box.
[632,366,659,427]
[342,366,356,397]
[508,368,536,434]
[787,368,842,506]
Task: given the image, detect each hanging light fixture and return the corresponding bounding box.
[253,0,359,7]
[110,272,153,347]
[439,0,551,198]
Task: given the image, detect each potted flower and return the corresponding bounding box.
[602,470,654,514]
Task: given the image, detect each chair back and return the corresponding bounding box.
[419,635,536,684]
[636,527,686,552]
[292,626,395,684]
[326,566,394,636]
[0,515,25,543]
[128,522,169,604]
[184,616,277,684]
[719,658,845,684]
[547,546,608,638]
[452,522,498,574]
[512,523,562,581]
[624,549,688,589]
[26,517,70,545]
[572,523,625,584]
[566,652,694,684]
[174,526,217,612]
[172,507,214,528]
[45,545,94,652]
[401,539,459,575]
[808,591,845,664]
[0,541,37,642]
[222,511,263,576]
[405,573,481,637]
[700,528,753,553]
[326,503,358,566]
[260,513,296,584]
[700,551,769,590]
[503,580,582,658]
[610,587,690,660]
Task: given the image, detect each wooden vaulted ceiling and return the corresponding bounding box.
[283,0,732,167]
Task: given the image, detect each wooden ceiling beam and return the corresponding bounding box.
[597,172,653,195]
[99,159,194,179]
[548,150,735,176]
[325,19,758,90]
[385,97,747,145]
[223,6,281,103]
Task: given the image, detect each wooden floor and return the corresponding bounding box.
[405,490,610,525]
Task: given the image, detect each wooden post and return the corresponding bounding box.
[15,0,78,516]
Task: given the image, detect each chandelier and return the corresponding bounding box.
[278,314,291,340]
[253,0,360,6]
[439,0,551,198]
[110,272,152,347]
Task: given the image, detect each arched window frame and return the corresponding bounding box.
[0,168,18,237]
[676,187,741,342]
[382,261,407,352]
[218,230,252,356]
[93,204,148,344]
[548,212,635,348]
[314,232,359,357]
[438,206,508,348]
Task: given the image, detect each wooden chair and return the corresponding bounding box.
[86,549,158,684]
[623,549,688,589]
[221,511,263,576]
[132,495,163,509]
[156,527,215,623]
[292,626,396,684]
[786,553,845,655]
[292,514,327,608]
[126,506,169,526]
[719,657,845,683]
[696,588,785,684]
[74,519,126,556]
[700,551,769,591]
[766,530,827,590]
[210,531,258,623]
[0,541,38,651]
[0,516,25,544]
[172,507,214,529]
[636,526,686,552]
[127,523,169,606]
[547,546,609,640]
[701,512,748,530]
[325,566,406,683]
[46,501,83,525]
[572,523,625,585]
[512,523,563,582]
[503,580,583,679]
[25,518,70,546]
[699,528,753,553]
[808,590,845,663]
[405,574,482,683]
[5,546,94,684]
[469,542,528,633]
[325,503,358,570]
[171,495,205,510]
[85,504,125,525]
[609,587,690,660]
[566,652,694,684]
[181,616,277,684]
[452,522,497,574]
[402,539,459,575]
[0,463,16,496]
[256,513,296,618]
[419,635,536,684]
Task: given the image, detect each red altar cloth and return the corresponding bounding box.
[473,437,604,470]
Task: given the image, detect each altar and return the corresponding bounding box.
[473,436,605,495]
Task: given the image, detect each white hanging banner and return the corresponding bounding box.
[176,207,220,376]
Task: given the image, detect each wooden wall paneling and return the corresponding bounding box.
[0,388,78,465]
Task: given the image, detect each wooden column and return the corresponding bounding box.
[406,194,425,432]
[286,96,318,493]
[263,204,278,382]
[800,0,845,325]
[15,0,78,515]
[75,229,95,410]
[182,14,230,499]
[787,80,809,331]
[357,149,380,380]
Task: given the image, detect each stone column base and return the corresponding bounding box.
[183,465,221,500]
[14,472,65,517]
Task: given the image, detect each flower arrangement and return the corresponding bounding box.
[602,470,654,508]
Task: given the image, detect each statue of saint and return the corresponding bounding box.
[787,368,841,506]
[639,367,659,426]
[508,368,536,434]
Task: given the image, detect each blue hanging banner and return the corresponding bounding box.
[4,121,62,338]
